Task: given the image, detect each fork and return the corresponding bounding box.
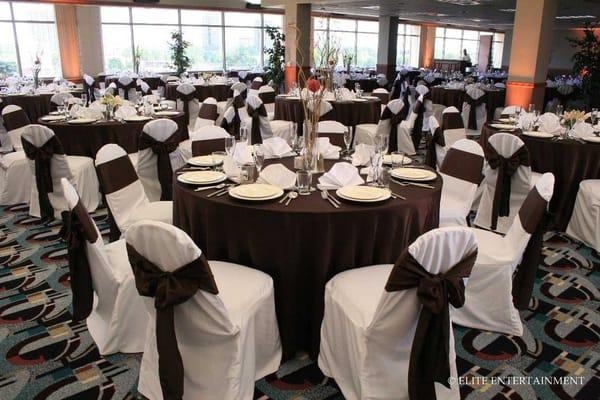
[324,190,341,206]
[392,179,435,189]
[321,190,339,208]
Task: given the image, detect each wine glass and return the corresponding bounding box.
[343,129,353,160]
[528,103,535,114]
[591,108,598,126]
[239,126,248,145]
[253,144,265,173]
[225,135,236,157]
[556,104,564,118]
[376,134,389,155]
[369,150,382,186]
[81,94,88,107]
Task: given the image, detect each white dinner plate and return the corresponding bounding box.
[187,154,224,167]
[336,186,392,203]
[123,115,152,122]
[154,111,180,116]
[229,184,284,201]
[391,167,437,182]
[490,123,517,130]
[41,115,66,122]
[49,111,62,116]
[352,98,368,102]
[177,171,226,185]
[363,96,379,100]
[286,96,300,100]
[522,131,554,138]
[582,136,600,143]
[383,154,412,165]
[498,118,512,123]
[67,118,97,124]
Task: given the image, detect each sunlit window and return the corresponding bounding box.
[434,27,504,69]
[397,24,421,68]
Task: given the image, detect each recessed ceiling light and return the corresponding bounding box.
[556,15,596,19]
[437,0,481,5]
[360,6,380,10]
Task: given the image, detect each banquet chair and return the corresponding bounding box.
[95,144,173,236]
[191,97,219,133]
[438,139,484,227]
[461,87,487,137]
[217,82,247,125]
[244,96,282,144]
[258,85,277,120]
[248,76,263,97]
[21,125,100,220]
[125,220,281,400]
[59,178,148,354]
[0,147,32,205]
[50,92,74,108]
[426,106,467,169]
[176,83,201,130]
[138,79,152,96]
[116,75,138,101]
[2,104,30,150]
[137,119,185,202]
[371,88,390,114]
[179,126,230,159]
[319,226,477,400]
[354,99,416,154]
[317,120,347,148]
[453,173,554,336]
[83,73,101,103]
[566,180,600,252]
[474,133,533,234]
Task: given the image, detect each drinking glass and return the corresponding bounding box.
[253,144,265,173]
[376,134,389,155]
[556,104,564,118]
[81,94,88,107]
[343,130,353,160]
[212,151,226,172]
[391,151,405,168]
[369,150,382,186]
[239,126,248,145]
[378,167,391,189]
[225,136,236,157]
[591,108,598,126]
[240,163,256,184]
[296,170,311,195]
[528,103,535,114]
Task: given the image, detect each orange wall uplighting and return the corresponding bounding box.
[506,80,546,110]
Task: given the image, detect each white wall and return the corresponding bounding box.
[76,6,103,75]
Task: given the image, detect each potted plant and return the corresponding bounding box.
[169,31,191,76]
[264,26,285,92]
[568,22,600,109]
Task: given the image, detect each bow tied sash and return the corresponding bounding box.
[198,103,218,121]
[176,91,198,124]
[116,80,137,100]
[465,94,487,130]
[385,249,477,400]
[381,107,404,152]
[247,104,268,144]
[127,244,218,400]
[485,143,530,230]
[139,132,179,201]
[60,201,98,322]
[425,126,444,168]
[21,136,65,221]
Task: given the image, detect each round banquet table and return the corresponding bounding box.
[1,91,83,123]
[173,157,442,357]
[344,78,378,92]
[480,122,600,231]
[164,83,232,102]
[38,112,188,158]
[104,76,163,90]
[430,86,506,122]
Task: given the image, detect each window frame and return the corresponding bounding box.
[396,23,422,68]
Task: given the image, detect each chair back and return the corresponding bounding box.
[2,104,30,131]
[245,95,273,144]
[197,97,219,126]
[461,87,487,131]
[117,75,137,100]
[190,126,230,156]
[50,92,74,107]
[372,88,390,105]
[176,83,200,128]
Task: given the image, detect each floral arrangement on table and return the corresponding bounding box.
[568,22,600,109]
[342,51,353,74]
[100,92,123,120]
[32,51,42,90]
[562,109,586,130]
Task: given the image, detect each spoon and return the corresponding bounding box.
[195,183,228,192]
[285,191,298,206]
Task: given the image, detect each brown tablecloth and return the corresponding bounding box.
[38,112,188,157]
[274,97,381,128]
[164,84,232,102]
[1,91,83,123]
[345,79,378,93]
[480,123,600,230]
[431,87,506,122]
[173,157,442,357]
[104,76,164,90]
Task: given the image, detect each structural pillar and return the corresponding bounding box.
[283,2,312,90]
[419,25,435,69]
[55,4,81,80]
[506,0,558,109]
[376,16,398,83]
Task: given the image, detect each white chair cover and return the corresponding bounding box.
[432,107,467,167]
[176,83,200,129]
[566,180,600,252]
[0,150,32,205]
[193,97,218,132]
[50,92,74,106]
[258,85,276,119]
[179,126,230,160]
[319,226,477,400]
[117,75,138,101]
[125,220,281,400]
[60,178,148,354]
[244,95,273,143]
[2,104,29,150]
[461,87,487,135]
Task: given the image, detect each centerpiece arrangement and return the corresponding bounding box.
[32,51,42,90]
[561,109,587,138]
[100,92,123,120]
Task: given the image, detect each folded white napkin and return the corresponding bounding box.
[257,164,296,189]
[318,162,364,189]
[517,112,535,130]
[262,137,293,158]
[223,157,241,181]
[115,105,137,119]
[352,143,375,166]
[339,88,354,101]
[76,107,103,120]
[232,143,254,165]
[571,122,594,138]
[69,104,81,118]
[88,101,106,112]
[317,137,341,159]
[538,113,562,135]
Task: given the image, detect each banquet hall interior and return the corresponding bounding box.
[0,0,599,399]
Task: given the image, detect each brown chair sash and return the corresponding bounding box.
[425,127,444,168]
[176,91,197,126]
[83,79,98,103]
[232,94,245,110]
[318,132,344,148]
[465,94,487,130]
[21,136,64,222]
[484,143,531,231]
[60,200,98,322]
[391,76,406,100]
[411,100,425,150]
[439,148,484,184]
[126,244,219,400]
[372,92,390,105]
[247,104,267,145]
[442,112,464,130]
[385,249,477,400]
[116,80,137,100]
[258,91,276,105]
[191,138,226,156]
[381,107,404,153]
[4,109,30,131]
[251,80,263,90]
[96,155,139,195]
[198,103,218,121]
[139,132,179,201]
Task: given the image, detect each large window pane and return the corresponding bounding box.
[445,28,462,39]
[225,12,261,27]
[133,25,176,72]
[443,38,462,59]
[329,31,355,65]
[101,6,129,23]
[330,18,355,32]
[0,22,18,74]
[463,30,479,40]
[356,33,377,67]
[434,38,445,59]
[435,27,445,38]
[357,20,378,33]
[15,22,61,76]
[263,13,282,28]
[225,27,261,69]
[102,24,132,73]
[12,2,54,21]
[314,17,327,30]
[183,26,223,71]
[0,2,12,20]
[313,30,327,66]
[181,10,221,25]
[132,7,177,24]
[406,25,421,36]
[463,40,479,61]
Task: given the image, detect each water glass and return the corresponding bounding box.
[376,134,389,155]
[240,163,256,184]
[224,136,236,157]
[81,94,88,106]
[591,108,598,126]
[391,151,405,168]
[528,103,535,114]
[343,130,353,160]
[240,126,248,145]
[378,167,391,188]
[253,144,265,173]
[296,170,311,195]
[212,151,226,171]
[556,104,564,118]
[370,150,382,186]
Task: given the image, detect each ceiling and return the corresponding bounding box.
[306,0,600,30]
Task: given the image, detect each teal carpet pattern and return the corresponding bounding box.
[0,202,598,400]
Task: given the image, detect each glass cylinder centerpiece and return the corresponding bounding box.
[32,53,42,90]
[561,109,586,139]
[100,92,122,121]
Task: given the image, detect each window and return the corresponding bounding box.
[434,27,505,69]
[0,1,61,77]
[100,6,283,73]
[313,16,379,69]
[491,33,505,69]
[397,24,421,68]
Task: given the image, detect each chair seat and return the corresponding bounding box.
[354,124,377,146]
[66,155,94,172]
[470,228,518,267]
[126,201,173,229]
[0,151,31,205]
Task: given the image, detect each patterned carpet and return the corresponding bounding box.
[0,202,598,400]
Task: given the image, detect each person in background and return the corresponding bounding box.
[462,49,472,63]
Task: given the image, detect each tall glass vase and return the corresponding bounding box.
[302,120,324,173]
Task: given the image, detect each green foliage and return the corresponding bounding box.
[568,22,600,108]
[264,26,285,90]
[169,30,191,76]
